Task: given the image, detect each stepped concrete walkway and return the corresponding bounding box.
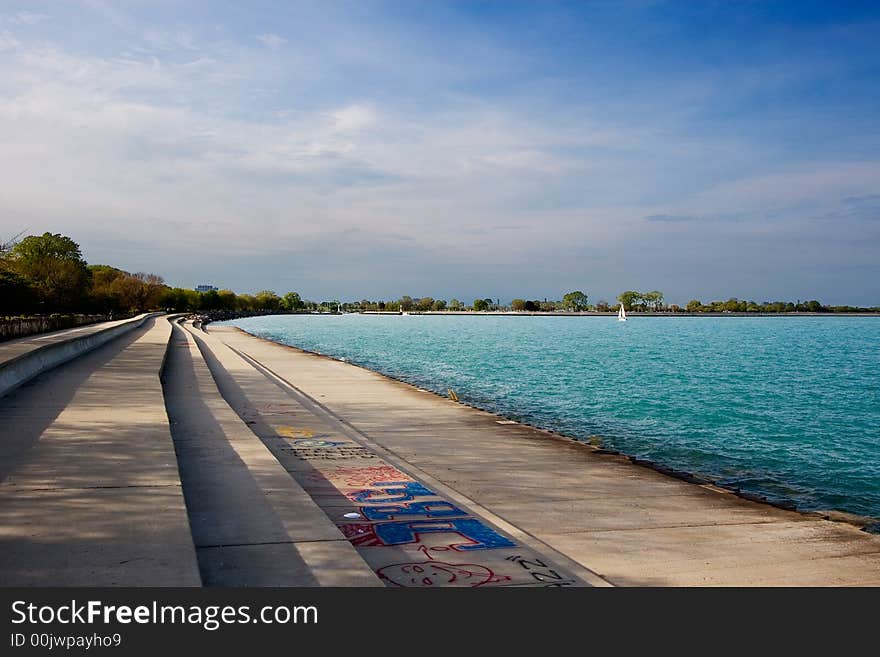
[184,321,593,587]
[0,316,200,586]
[163,319,381,586]
[3,311,879,586]
[0,313,153,399]
[209,324,880,586]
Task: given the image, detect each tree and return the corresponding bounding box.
[159,287,196,312]
[643,290,664,311]
[217,289,238,310]
[473,298,489,311]
[399,295,414,312]
[524,300,541,311]
[448,298,463,311]
[686,299,702,313]
[198,289,222,311]
[511,298,527,311]
[432,299,447,311]
[254,290,281,311]
[282,291,303,311]
[0,269,35,315]
[416,296,434,311]
[8,232,91,311]
[618,290,641,312]
[88,264,127,313]
[562,290,589,311]
[236,294,257,310]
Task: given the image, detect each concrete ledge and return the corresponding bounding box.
[0,313,157,399]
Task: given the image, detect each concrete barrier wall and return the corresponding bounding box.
[0,314,123,342]
[0,313,157,399]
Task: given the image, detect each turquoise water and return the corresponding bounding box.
[225,314,880,522]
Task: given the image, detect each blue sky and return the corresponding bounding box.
[1,1,878,304]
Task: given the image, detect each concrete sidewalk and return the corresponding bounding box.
[0,313,153,399]
[0,317,200,586]
[187,322,593,587]
[211,325,880,586]
[163,320,381,586]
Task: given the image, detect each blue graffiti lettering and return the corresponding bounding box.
[360,501,467,521]
[350,480,436,503]
[372,518,516,550]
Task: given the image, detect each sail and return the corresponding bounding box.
[618,303,627,321]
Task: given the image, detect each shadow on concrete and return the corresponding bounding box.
[0,320,153,485]
[187,329,356,514]
[162,322,320,586]
[0,318,202,586]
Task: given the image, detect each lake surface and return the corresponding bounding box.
[224,314,880,521]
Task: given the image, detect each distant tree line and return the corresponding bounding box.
[0,232,313,317]
[681,298,878,313]
[3,233,877,317]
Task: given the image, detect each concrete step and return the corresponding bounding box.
[163,319,381,586]
[192,323,591,587]
[0,316,201,586]
[0,313,157,399]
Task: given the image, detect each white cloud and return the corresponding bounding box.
[0,11,51,26]
[0,30,18,51]
[330,103,377,133]
[256,33,287,50]
[0,8,878,302]
[11,11,51,25]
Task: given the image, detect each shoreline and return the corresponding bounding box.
[227,324,880,535]
[363,311,880,317]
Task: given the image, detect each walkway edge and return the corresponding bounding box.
[0,313,158,399]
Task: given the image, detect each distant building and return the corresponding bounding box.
[195,284,219,293]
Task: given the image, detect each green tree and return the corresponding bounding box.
[473,298,489,311]
[524,300,541,311]
[618,290,641,312]
[254,290,282,311]
[0,268,35,315]
[8,232,91,311]
[236,294,257,310]
[562,290,589,311]
[399,295,414,312]
[159,287,194,312]
[510,298,527,311]
[416,296,434,311]
[643,290,664,311]
[282,291,303,311]
[448,298,463,311]
[88,265,126,313]
[198,289,222,310]
[217,289,238,310]
[685,299,702,313]
[432,299,447,311]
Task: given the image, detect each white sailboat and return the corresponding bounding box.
[617,303,627,322]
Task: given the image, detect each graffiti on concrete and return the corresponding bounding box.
[339,518,515,551]
[349,480,436,503]
[275,425,314,438]
[360,500,468,521]
[377,560,511,587]
[505,554,577,587]
[285,444,377,460]
[320,465,413,488]
[288,438,347,448]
